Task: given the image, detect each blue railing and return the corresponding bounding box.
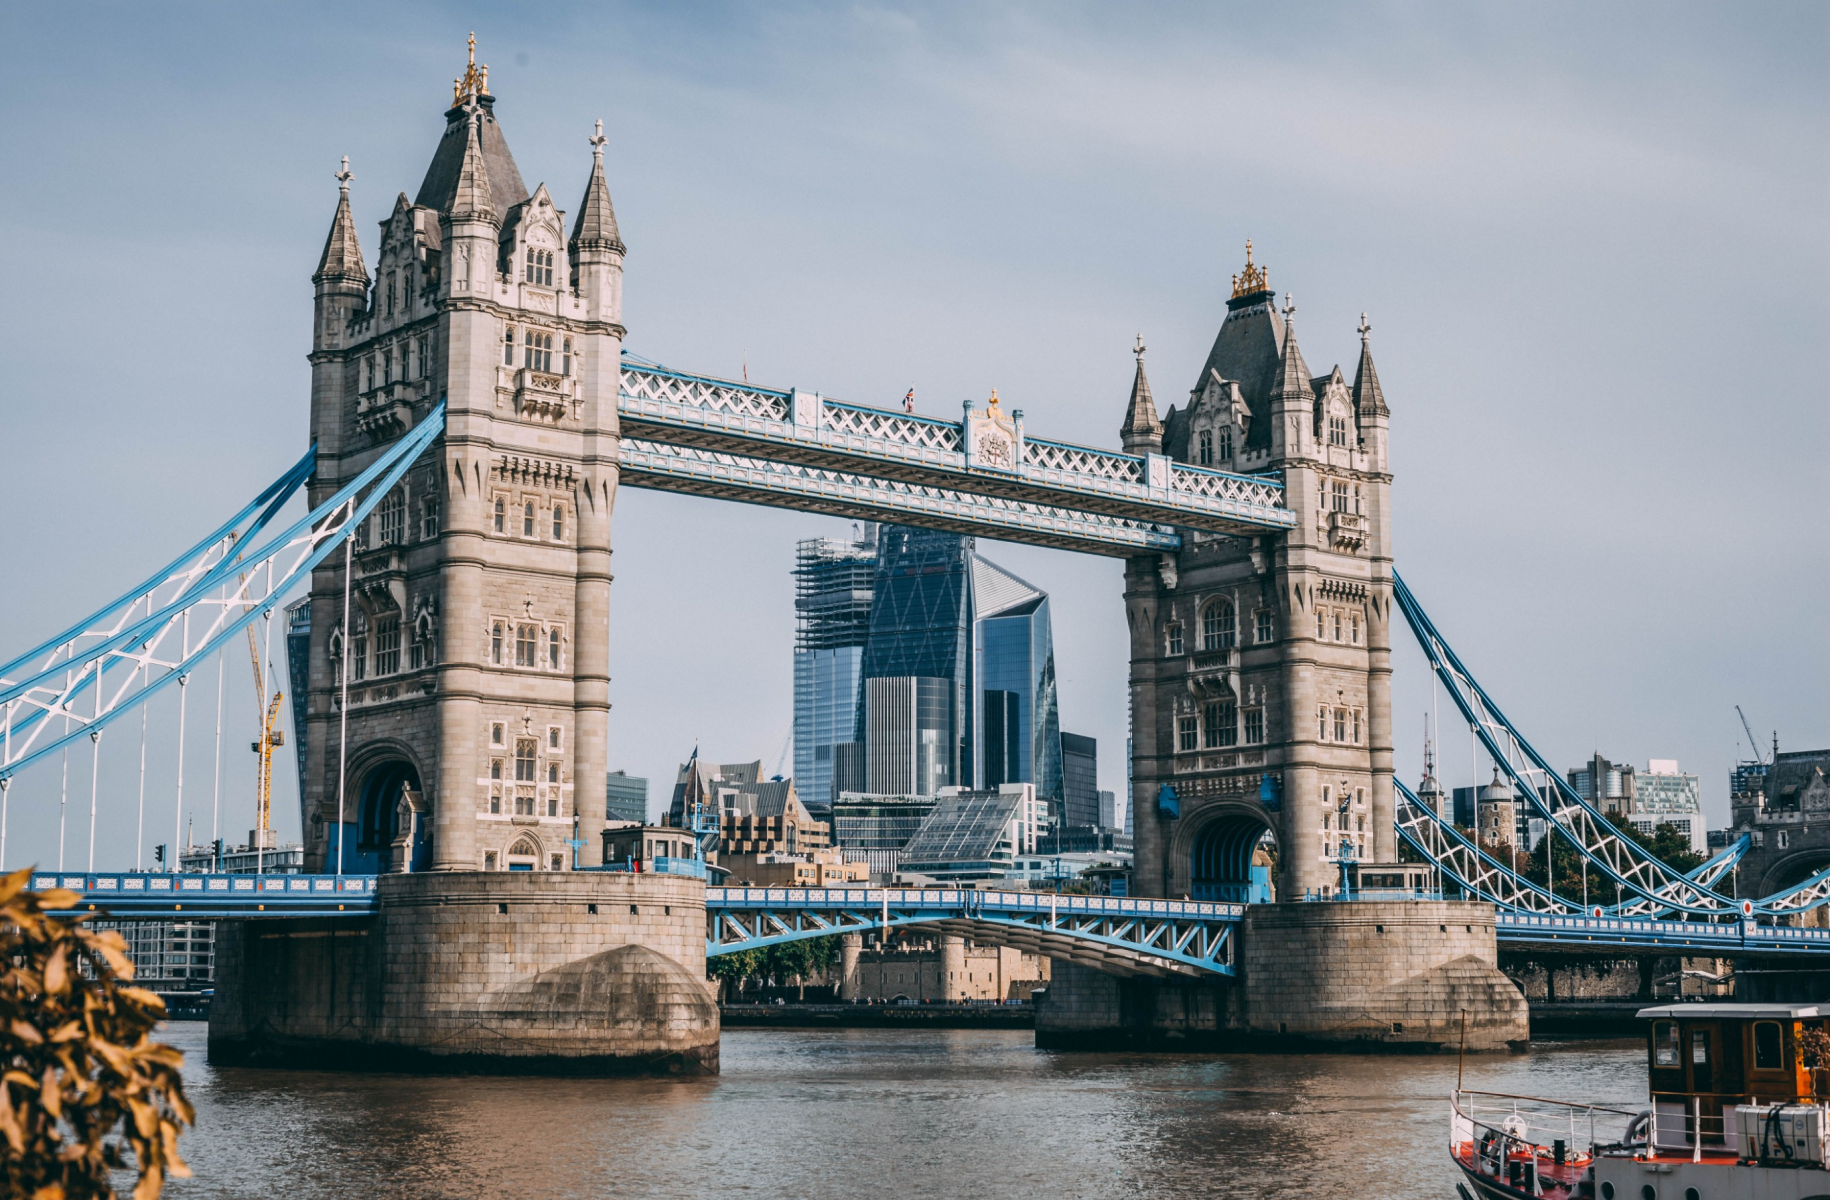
[32,872,378,918]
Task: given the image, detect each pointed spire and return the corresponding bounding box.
[1352,311,1389,417]
[447,107,497,223]
[570,118,624,253]
[1120,333,1163,454]
[313,156,368,286]
[1271,293,1312,405]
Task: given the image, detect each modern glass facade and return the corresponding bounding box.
[973,556,1062,815]
[858,527,973,791]
[1061,732,1099,828]
[793,529,877,808]
[606,770,648,825]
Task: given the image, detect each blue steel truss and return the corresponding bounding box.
[0,407,445,779]
[617,357,1294,553]
[705,887,1240,978]
[1392,571,1830,919]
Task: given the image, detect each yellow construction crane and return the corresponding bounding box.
[245,606,282,851]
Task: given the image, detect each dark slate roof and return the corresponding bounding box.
[1353,338,1388,417]
[313,186,367,284]
[571,149,623,252]
[415,95,529,217]
[1188,288,1285,452]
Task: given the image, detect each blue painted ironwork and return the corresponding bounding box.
[704,886,1241,978]
[32,872,377,919]
[617,357,1295,552]
[0,407,446,778]
[1392,570,1830,919]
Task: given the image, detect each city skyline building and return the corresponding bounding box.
[606,769,648,825]
[974,555,1062,812]
[1061,733,1099,829]
[1629,759,1705,855]
[792,527,878,808]
[897,783,1043,882]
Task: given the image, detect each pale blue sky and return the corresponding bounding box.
[0,2,1823,864]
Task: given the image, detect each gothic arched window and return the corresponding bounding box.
[1201,599,1235,652]
[1329,414,1348,447]
[522,501,535,537]
[1218,427,1234,460]
[552,504,565,541]
[547,628,561,669]
[492,497,505,533]
[515,624,537,667]
[525,246,554,287]
[1197,430,1213,466]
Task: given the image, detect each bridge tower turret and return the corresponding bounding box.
[1124,244,1394,902]
[298,41,623,874]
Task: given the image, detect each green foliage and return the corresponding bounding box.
[0,866,193,1200]
[707,935,842,990]
[1505,814,1705,907]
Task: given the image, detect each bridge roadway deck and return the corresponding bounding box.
[616,362,1297,551]
[25,874,1830,960]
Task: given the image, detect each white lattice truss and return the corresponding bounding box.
[0,409,445,778]
[617,361,1294,536]
[617,438,1182,555]
[1393,571,1830,919]
[706,888,1239,978]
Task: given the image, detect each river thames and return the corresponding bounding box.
[157,1023,1646,1199]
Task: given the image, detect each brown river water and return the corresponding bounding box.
[154,1021,1646,1200]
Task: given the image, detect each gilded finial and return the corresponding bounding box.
[988,389,1001,412]
[1358,312,1371,344]
[1230,238,1269,299]
[335,156,353,194]
[453,32,490,105]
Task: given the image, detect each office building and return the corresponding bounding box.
[859,526,972,793]
[973,556,1062,811]
[179,839,305,874]
[1097,789,1118,830]
[1061,733,1099,829]
[1567,753,1636,817]
[897,784,1042,882]
[792,528,877,808]
[1630,759,1706,855]
[831,792,936,878]
[606,770,648,825]
[94,921,216,992]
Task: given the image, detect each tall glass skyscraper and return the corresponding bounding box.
[795,524,1064,811]
[792,528,878,810]
[973,556,1062,813]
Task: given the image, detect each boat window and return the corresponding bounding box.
[1755,1020,1784,1070]
[1691,1029,1710,1065]
[1654,1022,1679,1067]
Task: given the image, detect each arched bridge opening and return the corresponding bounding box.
[1190,813,1276,904]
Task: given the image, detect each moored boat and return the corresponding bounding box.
[1451,1002,1830,1200]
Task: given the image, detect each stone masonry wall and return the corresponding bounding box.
[210,871,718,1074]
[1036,900,1528,1052]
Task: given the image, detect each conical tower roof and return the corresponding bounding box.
[446,106,497,222]
[1119,335,1163,452]
[571,120,624,253]
[313,158,368,286]
[414,39,528,216]
[1352,314,1389,417]
[1271,297,1313,406]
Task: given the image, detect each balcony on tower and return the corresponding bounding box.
[1328,509,1366,551]
[355,378,427,443]
[512,365,575,422]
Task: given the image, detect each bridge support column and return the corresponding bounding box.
[209,872,718,1074]
[1035,900,1528,1052]
[838,932,862,1002]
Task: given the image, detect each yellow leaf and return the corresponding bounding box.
[2,1070,37,1090]
[117,987,167,1013]
[38,1066,60,1120]
[47,1020,82,1043]
[9,1019,43,1044]
[131,1165,162,1200]
[0,1084,22,1154]
[42,944,67,996]
[37,889,79,909]
[31,1184,64,1200]
[0,865,31,906]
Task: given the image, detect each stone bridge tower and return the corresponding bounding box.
[1124,247,1394,902]
[300,44,623,872]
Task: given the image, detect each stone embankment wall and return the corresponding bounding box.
[1035,900,1529,1053]
[210,872,718,1075]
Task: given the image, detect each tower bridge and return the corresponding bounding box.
[5,42,1825,1069]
